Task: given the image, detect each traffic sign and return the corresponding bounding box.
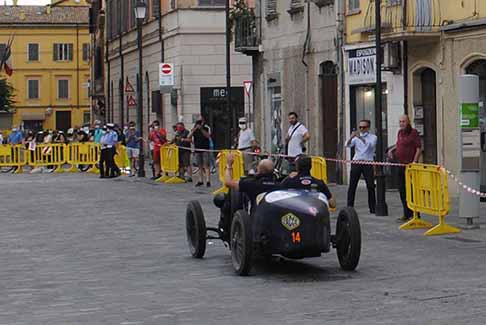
[127,95,137,107]
[243,80,252,96]
[125,80,135,93]
[159,63,175,93]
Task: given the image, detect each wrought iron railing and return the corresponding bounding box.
[363,0,442,34]
[234,14,258,51]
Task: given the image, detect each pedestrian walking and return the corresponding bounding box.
[125,121,141,177]
[236,117,257,173]
[388,115,421,222]
[173,122,192,181]
[285,112,310,171]
[346,119,377,214]
[189,116,211,187]
[148,120,167,180]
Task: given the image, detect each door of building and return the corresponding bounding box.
[55,111,71,132]
[465,59,486,195]
[421,68,438,164]
[320,62,338,183]
[200,87,244,150]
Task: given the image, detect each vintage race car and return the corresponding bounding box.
[186,188,361,276]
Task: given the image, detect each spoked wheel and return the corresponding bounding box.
[230,210,253,276]
[186,200,207,258]
[335,207,361,271]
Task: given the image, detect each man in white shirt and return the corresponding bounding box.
[237,117,257,172]
[346,119,377,214]
[285,112,310,156]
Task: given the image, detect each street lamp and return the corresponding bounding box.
[374,0,388,216]
[135,0,146,177]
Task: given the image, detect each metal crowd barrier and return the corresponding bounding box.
[0,144,26,173]
[28,143,66,172]
[400,163,460,236]
[158,144,185,184]
[311,156,328,184]
[65,142,100,173]
[213,150,245,195]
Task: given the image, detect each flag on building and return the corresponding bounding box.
[0,35,14,76]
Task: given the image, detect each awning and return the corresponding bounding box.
[21,113,46,121]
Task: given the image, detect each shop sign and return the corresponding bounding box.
[348,47,376,85]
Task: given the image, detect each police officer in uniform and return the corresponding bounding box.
[99,126,110,178]
[106,123,120,177]
[281,155,336,208]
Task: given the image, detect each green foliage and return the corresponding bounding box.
[229,0,254,42]
[0,78,15,112]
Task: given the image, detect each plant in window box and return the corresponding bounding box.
[229,0,255,43]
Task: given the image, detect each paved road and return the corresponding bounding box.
[1,173,486,324]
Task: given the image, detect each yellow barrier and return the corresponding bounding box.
[157,144,185,184]
[65,142,100,173]
[28,143,66,172]
[0,144,26,173]
[114,145,129,174]
[213,150,244,195]
[311,156,328,184]
[400,163,460,236]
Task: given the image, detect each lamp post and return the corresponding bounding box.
[225,0,233,148]
[135,0,146,177]
[375,0,388,216]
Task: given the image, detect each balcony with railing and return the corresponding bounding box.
[355,0,442,40]
[234,14,259,55]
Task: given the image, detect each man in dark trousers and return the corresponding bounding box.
[346,119,377,214]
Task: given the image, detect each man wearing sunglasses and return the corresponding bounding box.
[346,119,377,214]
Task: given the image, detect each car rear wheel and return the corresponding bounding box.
[230,210,253,276]
[336,207,361,271]
[186,200,206,258]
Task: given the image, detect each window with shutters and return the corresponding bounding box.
[348,0,359,12]
[28,43,39,61]
[152,0,160,17]
[266,0,278,20]
[289,0,304,15]
[82,44,90,62]
[53,43,73,61]
[27,79,39,99]
[0,43,6,59]
[58,79,69,99]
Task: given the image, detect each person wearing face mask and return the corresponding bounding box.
[236,117,257,172]
[7,127,23,145]
[346,119,377,214]
[148,120,167,179]
[125,121,141,177]
[173,122,192,181]
[92,121,103,144]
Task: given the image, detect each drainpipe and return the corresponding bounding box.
[119,7,124,126]
[403,0,408,115]
[336,0,345,184]
[302,1,311,136]
[76,24,80,115]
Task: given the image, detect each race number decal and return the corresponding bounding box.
[291,232,301,243]
[281,213,300,231]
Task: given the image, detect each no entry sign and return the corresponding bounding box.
[159,63,175,93]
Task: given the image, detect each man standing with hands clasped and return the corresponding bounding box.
[346,119,377,214]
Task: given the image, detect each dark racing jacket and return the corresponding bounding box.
[280,172,332,200]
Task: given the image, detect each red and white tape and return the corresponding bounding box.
[175,145,485,196]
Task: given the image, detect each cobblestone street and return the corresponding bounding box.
[2,173,486,324]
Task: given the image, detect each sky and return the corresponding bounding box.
[5,0,51,4]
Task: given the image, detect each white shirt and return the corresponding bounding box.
[238,128,255,149]
[347,132,377,161]
[287,123,308,157]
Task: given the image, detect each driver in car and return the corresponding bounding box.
[224,153,280,202]
[281,155,336,208]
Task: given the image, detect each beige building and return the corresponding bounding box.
[98,0,252,149]
[236,0,341,182]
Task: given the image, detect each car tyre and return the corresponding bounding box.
[230,210,253,276]
[186,200,207,258]
[336,207,361,271]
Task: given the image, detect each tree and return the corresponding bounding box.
[0,78,15,112]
